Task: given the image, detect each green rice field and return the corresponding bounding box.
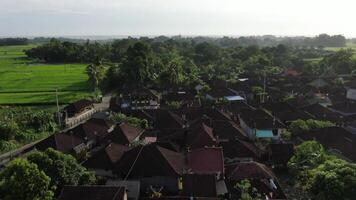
[0,45,92,104]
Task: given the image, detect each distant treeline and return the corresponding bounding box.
[25,34,342,63]
[30,37,96,44]
[1,34,348,47]
[0,38,28,46]
[164,34,347,48]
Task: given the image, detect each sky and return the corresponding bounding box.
[1,0,356,37]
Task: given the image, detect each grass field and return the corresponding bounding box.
[324,42,356,58]
[0,45,93,104]
[303,43,356,63]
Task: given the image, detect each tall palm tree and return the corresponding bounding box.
[86,60,106,91]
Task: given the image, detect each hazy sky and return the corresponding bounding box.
[1,0,356,37]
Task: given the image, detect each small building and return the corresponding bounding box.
[344,80,356,101]
[115,144,185,178]
[301,103,343,123]
[83,143,129,177]
[115,144,185,197]
[109,123,145,145]
[67,118,114,148]
[120,88,161,110]
[187,147,224,177]
[212,120,249,141]
[225,161,287,200]
[220,139,261,162]
[58,185,127,200]
[35,133,85,155]
[206,86,245,102]
[185,122,217,149]
[64,99,94,118]
[238,109,285,139]
[106,180,141,200]
[181,174,227,198]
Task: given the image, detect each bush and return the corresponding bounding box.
[307,158,356,200]
[0,140,18,153]
[110,112,148,129]
[0,121,20,141]
[288,141,326,173]
[167,101,182,109]
[289,119,334,137]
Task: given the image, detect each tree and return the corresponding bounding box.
[27,148,96,194]
[86,60,107,91]
[0,121,19,141]
[289,119,334,137]
[307,158,356,200]
[0,158,54,200]
[110,113,148,129]
[234,179,261,200]
[194,42,221,65]
[121,42,160,86]
[288,141,326,173]
[320,49,355,74]
[159,51,185,86]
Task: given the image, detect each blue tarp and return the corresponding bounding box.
[225,95,245,101]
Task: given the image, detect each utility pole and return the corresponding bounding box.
[262,71,266,103]
[56,88,61,126]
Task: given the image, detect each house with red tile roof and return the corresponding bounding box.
[220,139,261,162]
[109,123,145,145]
[187,147,224,177]
[64,99,94,118]
[35,133,85,156]
[67,118,114,147]
[58,185,127,200]
[185,122,217,149]
[115,144,185,178]
[225,161,286,200]
[83,143,129,177]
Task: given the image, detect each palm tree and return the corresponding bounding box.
[86,60,106,91]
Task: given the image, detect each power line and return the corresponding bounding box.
[113,145,145,199]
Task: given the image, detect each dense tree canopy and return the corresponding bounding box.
[0,158,54,200]
[27,148,96,194]
[307,158,356,200]
[288,141,327,172]
[0,38,28,46]
[320,49,356,74]
[23,35,355,91]
[289,119,334,137]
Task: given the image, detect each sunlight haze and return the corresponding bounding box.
[0,0,355,37]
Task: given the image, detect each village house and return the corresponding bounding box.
[225,161,287,200]
[58,185,127,200]
[187,147,225,177]
[108,122,145,146]
[83,142,129,177]
[238,108,285,140]
[118,88,161,110]
[220,138,261,163]
[67,118,114,148]
[63,99,94,118]
[205,85,245,103]
[114,144,185,196]
[35,132,85,156]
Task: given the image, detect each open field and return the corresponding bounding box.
[0,45,92,104]
[325,42,356,58]
[303,43,356,63]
